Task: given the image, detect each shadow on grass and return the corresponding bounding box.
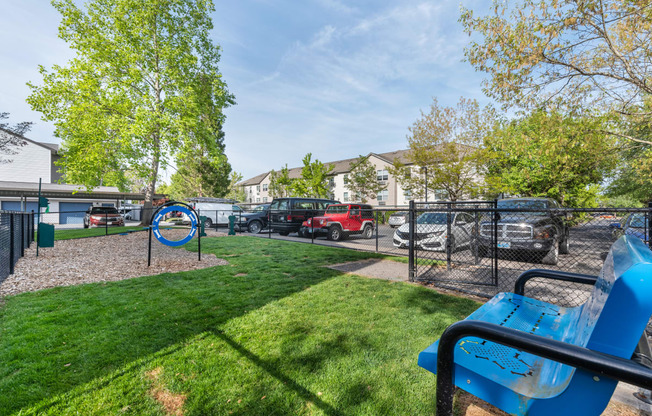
[0,237,382,415]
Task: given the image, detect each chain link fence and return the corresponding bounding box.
[0,210,35,284]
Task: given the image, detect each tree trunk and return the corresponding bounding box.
[142,137,160,226]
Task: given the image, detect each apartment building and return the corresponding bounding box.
[0,128,158,224]
[238,149,450,207]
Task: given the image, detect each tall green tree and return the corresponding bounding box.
[392,97,494,201]
[461,0,652,145]
[27,0,234,223]
[268,165,293,198]
[485,110,619,207]
[225,171,246,202]
[290,153,334,198]
[346,155,386,203]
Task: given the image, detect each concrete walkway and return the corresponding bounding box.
[326,258,652,416]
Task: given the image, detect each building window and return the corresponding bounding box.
[329,177,335,187]
[434,189,447,200]
[256,185,261,192]
[262,183,268,191]
[377,169,388,181]
[263,197,267,202]
[343,174,349,184]
[404,190,412,199]
[256,198,260,203]
[377,189,388,201]
[343,192,349,202]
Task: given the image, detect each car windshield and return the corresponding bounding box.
[91,207,118,214]
[497,200,548,216]
[252,205,268,212]
[416,212,447,225]
[392,212,407,217]
[326,205,348,214]
[629,214,646,228]
[270,200,288,210]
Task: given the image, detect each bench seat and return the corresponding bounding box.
[418,235,652,415]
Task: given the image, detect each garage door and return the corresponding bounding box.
[1,201,39,224]
[59,202,92,225]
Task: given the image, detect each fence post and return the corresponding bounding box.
[9,213,14,275]
[408,200,415,282]
[268,210,271,239]
[493,199,499,286]
[20,213,25,257]
[105,211,108,236]
[446,203,452,272]
[375,210,379,252]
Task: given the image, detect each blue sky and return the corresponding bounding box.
[0,0,491,181]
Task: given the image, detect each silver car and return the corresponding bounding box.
[393,211,474,251]
[388,211,409,228]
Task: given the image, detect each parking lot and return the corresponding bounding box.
[239,213,638,304]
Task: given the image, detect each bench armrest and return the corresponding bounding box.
[514,269,598,296]
[436,320,652,416]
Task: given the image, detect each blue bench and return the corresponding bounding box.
[418,235,652,415]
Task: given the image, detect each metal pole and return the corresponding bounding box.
[147,225,153,267]
[446,203,452,272]
[648,201,651,248]
[375,210,379,252]
[105,211,108,236]
[311,215,314,244]
[268,209,271,239]
[36,178,41,257]
[197,214,201,262]
[408,200,415,282]
[493,199,499,286]
[9,213,15,275]
[20,213,25,257]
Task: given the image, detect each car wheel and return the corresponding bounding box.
[83,221,89,229]
[204,217,213,229]
[328,225,343,241]
[559,235,570,254]
[279,231,290,236]
[248,220,262,234]
[362,224,373,239]
[541,239,559,265]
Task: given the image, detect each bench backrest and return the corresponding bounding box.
[575,236,652,358]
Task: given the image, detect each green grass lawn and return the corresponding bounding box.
[0,236,480,415]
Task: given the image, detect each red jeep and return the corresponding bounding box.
[299,204,375,241]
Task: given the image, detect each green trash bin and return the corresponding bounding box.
[199,216,207,237]
[228,215,236,236]
[38,223,55,248]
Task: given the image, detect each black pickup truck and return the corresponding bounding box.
[472,198,570,265]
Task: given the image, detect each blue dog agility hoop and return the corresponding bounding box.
[151,205,198,247]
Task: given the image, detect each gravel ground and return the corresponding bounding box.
[0,229,228,297]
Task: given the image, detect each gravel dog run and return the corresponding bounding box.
[0,228,228,297]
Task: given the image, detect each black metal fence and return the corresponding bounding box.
[0,210,35,284]
[407,201,652,307]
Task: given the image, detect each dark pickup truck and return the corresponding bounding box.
[472,198,570,265]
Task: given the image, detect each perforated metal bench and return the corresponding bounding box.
[418,235,652,415]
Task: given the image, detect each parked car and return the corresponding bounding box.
[611,213,649,241]
[388,211,409,228]
[393,211,474,251]
[190,202,239,228]
[239,204,270,234]
[472,198,570,265]
[83,206,124,228]
[269,197,340,236]
[299,204,375,241]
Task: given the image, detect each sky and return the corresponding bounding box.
[0,0,492,181]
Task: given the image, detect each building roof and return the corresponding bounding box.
[0,128,59,154]
[0,181,163,201]
[238,149,413,186]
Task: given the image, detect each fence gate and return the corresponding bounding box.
[408,201,497,286]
